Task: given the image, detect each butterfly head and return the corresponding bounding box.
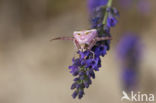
[73,29,97,44]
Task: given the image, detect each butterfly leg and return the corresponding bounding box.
[95,36,112,41]
[73,39,82,58]
[90,50,95,58]
[74,39,81,50]
[50,37,74,41]
[88,39,97,58]
[88,39,96,50]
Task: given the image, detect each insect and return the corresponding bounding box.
[50,29,111,51]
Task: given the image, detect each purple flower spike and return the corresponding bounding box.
[68,0,119,99]
[84,81,90,88]
[78,90,84,99]
[72,91,78,99]
[71,83,77,90]
[117,33,142,92]
[117,33,142,60]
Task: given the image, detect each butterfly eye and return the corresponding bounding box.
[77,33,81,35]
[86,32,90,35]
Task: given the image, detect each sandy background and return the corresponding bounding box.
[0,0,156,103]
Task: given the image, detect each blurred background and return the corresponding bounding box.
[0,0,156,103]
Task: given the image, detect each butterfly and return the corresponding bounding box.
[50,29,111,52]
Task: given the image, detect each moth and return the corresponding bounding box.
[50,29,111,51]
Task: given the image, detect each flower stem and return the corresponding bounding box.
[107,0,112,7]
[102,0,113,25]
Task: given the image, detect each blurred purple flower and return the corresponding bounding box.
[122,68,137,91]
[117,33,142,60]
[116,33,142,91]
[119,0,150,15]
[88,0,108,15]
[137,0,150,15]
[107,13,118,27]
[119,0,132,9]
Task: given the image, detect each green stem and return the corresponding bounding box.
[102,0,113,25]
[107,0,112,7]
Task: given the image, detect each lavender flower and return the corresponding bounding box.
[119,0,132,9]
[88,0,108,15]
[119,0,150,15]
[137,0,150,15]
[117,33,142,91]
[69,0,119,99]
[91,6,119,29]
[117,34,142,61]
